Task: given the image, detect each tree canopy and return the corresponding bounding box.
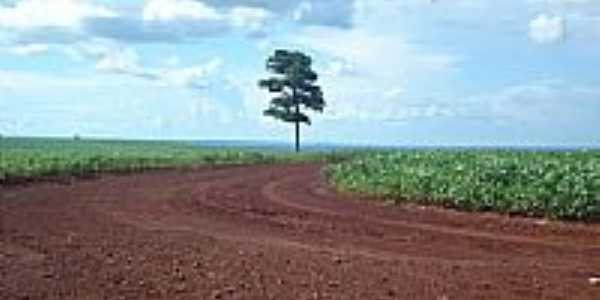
[258,49,325,152]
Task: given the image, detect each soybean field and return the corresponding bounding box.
[0,137,331,183]
[328,150,600,221]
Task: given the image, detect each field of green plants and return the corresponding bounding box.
[3,137,599,221]
[0,137,338,184]
[327,150,600,221]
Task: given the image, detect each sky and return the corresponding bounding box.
[0,0,599,146]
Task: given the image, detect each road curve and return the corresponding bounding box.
[1,163,599,299]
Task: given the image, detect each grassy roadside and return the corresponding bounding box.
[326,150,600,221]
[0,137,352,184]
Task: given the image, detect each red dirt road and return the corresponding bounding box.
[1,163,600,299]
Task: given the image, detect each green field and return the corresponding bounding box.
[0,137,341,183]
[327,150,600,221]
[2,138,599,221]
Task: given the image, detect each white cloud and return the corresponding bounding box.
[229,7,271,35]
[0,0,356,48]
[0,0,115,30]
[3,43,48,56]
[292,0,355,28]
[0,0,116,44]
[527,0,594,6]
[292,1,312,22]
[295,27,458,80]
[203,0,356,28]
[529,14,566,44]
[83,1,273,43]
[95,47,146,76]
[452,79,600,128]
[143,0,223,22]
[160,59,222,89]
[383,88,405,100]
[84,43,223,90]
[0,0,273,46]
[273,26,459,122]
[0,69,98,90]
[165,55,181,67]
[323,58,358,77]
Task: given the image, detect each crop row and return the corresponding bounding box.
[0,138,349,183]
[327,150,600,221]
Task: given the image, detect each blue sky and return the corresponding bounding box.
[1,0,599,146]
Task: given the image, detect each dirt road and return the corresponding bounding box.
[1,163,599,299]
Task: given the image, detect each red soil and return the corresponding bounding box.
[1,163,599,299]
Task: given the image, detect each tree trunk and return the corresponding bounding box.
[295,103,300,153]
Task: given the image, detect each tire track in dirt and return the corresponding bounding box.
[107,164,600,286]
[2,163,600,300]
[262,168,599,249]
[256,166,600,270]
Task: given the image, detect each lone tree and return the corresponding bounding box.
[259,49,325,152]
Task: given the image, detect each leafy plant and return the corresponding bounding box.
[0,137,352,184]
[328,150,600,221]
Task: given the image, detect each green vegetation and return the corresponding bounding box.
[0,137,343,183]
[4,137,599,221]
[327,150,600,221]
[259,49,326,152]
